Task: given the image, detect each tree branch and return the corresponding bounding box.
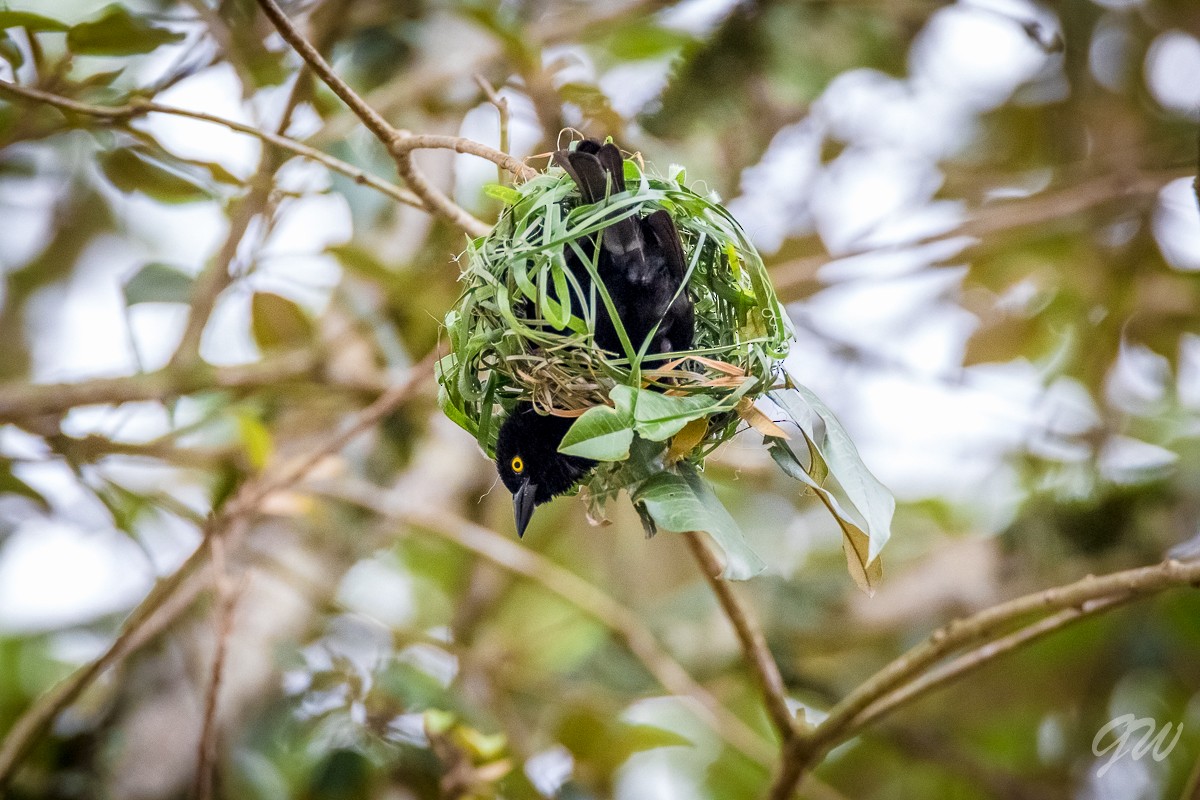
[0,80,423,209]
[0,350,325,422]
[253,0,531,237]
[317,480,775,766]
[683,531,798,743]
[193,537,245,800]
[767,557,1200,799]
[0,356,435,789]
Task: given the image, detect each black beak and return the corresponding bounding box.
[513,478,538,538]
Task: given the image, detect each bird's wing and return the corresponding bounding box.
[643,210,688,283]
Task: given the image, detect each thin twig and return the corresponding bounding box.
[253,0,394,152]
[193,536,247,800]
[0,357,435,788]
[171,168,275,367]
[473,74,510,185]
[767,558,1200,799]
[316,480,775,766]
[683,531,797,743]
[0,80,423,209]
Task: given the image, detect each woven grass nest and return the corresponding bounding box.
[438,150,793,467]
[438,144,893,586]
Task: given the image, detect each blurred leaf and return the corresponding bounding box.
[620,723,692,753]
[100,149,213,204]
[0,31,23,69]
[454,726,507,760]
[234,411,273,470]
[251,292,314,352]
[123,262,194,306]
[0,10,69,32]
[558,82,622,131]
[559,404,633,461]
[309,749,373,800]
[634,462,765,580]
[602,23,693,60]
[67,5,184,56]
[0,458,48,511]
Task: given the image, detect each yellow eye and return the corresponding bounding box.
[511,456,524,474]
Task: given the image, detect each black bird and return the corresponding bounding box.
[495,139,695,537]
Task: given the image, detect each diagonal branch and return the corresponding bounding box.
[767,557,1200,799]
[318,480,776,766]
[683,531,798,743]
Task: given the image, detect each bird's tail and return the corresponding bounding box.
[554,139,646,278]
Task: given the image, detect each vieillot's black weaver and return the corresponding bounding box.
[495,139,696,537]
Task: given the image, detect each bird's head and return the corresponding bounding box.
[495,405,597,537]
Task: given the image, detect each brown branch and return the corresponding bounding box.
[316,480,775,766]
[0,357,435,788]
[683,531,797,742]
[767,558,1200,799]
[0,350,322,421]
[0,80,423,209]
[253,0,526,238]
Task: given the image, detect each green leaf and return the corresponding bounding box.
[67,5,184,56]
[559,405,634,461]
[483,183,522,205]
[617,723,693,756]
[788,383,894,563]
[604,23,693,60]
[123,262,193,306]
[631,389,724,442]
[251,292,313,352]
[767,381,894,595]
[609,384,726,442]
[234,411,273,470]
[0,31,23,69]
[100,149,212,204]
[633,463,765,580]
[0,10,69,32]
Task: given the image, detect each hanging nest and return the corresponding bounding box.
[437,150,793,466]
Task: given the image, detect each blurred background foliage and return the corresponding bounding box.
[0,0,1199,798]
